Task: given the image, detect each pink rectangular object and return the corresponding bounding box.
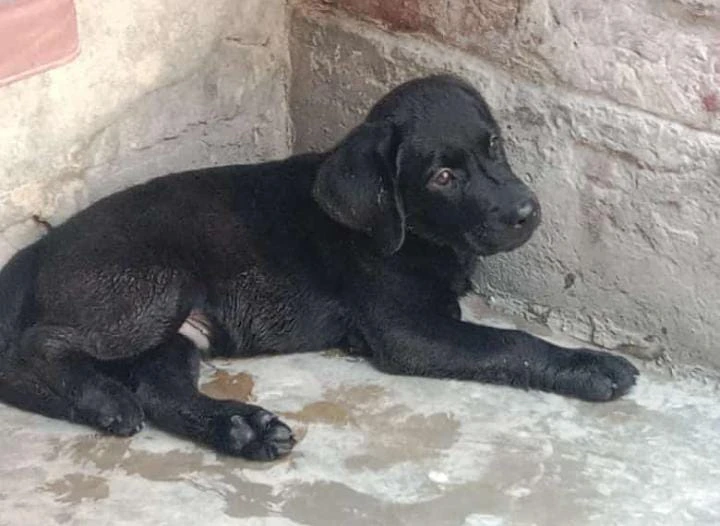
[0,0,79,86]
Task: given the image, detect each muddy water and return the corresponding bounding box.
[281,383,462,470]
[42,474,110,503]
[200,370,255,402]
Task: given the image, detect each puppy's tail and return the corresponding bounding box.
[0,243,41,357]
[0,241,77,417]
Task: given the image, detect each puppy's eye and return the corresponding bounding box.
[430,168,455,187]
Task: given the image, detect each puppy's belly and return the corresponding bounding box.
[178,295,350,356]
[178,309,212,351]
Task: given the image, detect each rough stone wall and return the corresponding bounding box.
[308,0,720,131]
[289,4,720,371]
[3,0,719,372]
[0,0,291,266]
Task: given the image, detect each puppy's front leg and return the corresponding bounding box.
[360,311,638,401]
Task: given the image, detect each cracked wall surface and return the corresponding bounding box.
[289,4,720,371]
[0,0,291,265]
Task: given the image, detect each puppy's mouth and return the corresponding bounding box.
[464,224,537,256]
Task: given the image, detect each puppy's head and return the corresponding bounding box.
[313,74,541,256]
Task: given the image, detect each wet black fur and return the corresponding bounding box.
[0,75,637,460]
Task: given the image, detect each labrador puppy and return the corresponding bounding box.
[0,75,638,460]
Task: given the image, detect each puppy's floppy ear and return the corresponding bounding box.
[313,121,405,255]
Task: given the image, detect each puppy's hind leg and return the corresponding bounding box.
[20,325,145,436]
[0,349,75,422]
[130,334,295,460]
[23,266,207,435]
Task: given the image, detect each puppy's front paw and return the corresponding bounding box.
[213,408,295,460]
[550,348,639,402]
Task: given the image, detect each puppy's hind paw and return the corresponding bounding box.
[213,408,296,461]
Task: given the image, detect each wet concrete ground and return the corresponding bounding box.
[1,299,719,525]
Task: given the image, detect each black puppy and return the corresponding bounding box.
[0,75,638,460]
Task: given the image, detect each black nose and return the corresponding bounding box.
[508,198,539,228]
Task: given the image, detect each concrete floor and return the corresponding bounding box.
[1,302,719,525]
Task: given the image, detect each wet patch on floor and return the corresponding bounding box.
[1,351,720,525]
[200,370,256,402]
[42,474,110,504]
